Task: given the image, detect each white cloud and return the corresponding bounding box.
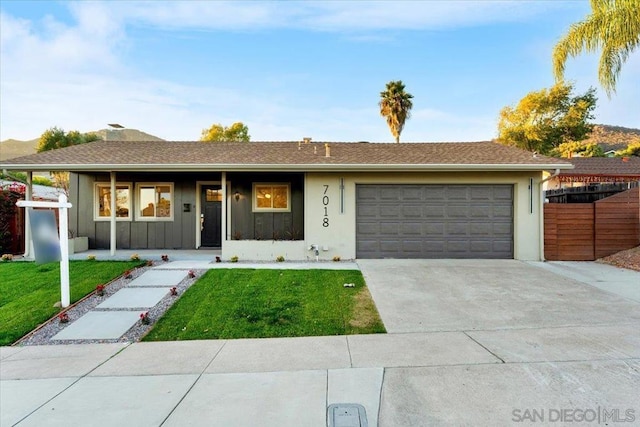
[115,0,575,32]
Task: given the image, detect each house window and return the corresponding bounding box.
[253,183,290,212]
[136,183,174,221]
[94,183,132,221]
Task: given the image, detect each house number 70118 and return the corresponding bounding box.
[322,185,329,227]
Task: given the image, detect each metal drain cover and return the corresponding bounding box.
[327,403,368,427]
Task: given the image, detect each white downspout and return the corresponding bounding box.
[538,168,560,261]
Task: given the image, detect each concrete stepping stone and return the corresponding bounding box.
[129,270,186,287]
[96,288,170,309]
[52,312,141,340]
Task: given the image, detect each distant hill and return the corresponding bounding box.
[0,128,164,161]
[583,124,640,153]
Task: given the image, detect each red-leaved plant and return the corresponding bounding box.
[58,312,69,323]
[188,270,196,278]
[170,287,178,296]
[124,270,133,279]
[161,254,169,262]
[140,311,150,325]
[96,284,105,296]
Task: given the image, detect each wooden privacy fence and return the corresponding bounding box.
[544,187,640,261]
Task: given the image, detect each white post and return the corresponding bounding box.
[24,172,33,257]
[110,172,116,256]
[221,172,227,243]
[58,194,71,307]
[16,196,72,308]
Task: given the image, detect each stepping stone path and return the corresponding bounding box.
[51,268,187,341]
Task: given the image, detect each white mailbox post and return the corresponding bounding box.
[16,194,73,307]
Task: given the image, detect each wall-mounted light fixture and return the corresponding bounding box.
[234,191,241,202]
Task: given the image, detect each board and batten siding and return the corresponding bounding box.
[69,172,203,249]
[226,172,304,241]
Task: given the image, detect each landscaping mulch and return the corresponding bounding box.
[597,246,640,272]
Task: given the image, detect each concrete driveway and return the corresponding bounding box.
[357,259,640,333]
[358,259,640,425]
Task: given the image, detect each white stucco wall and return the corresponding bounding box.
[222,171,544,261]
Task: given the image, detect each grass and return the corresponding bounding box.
[144,269,386,341]
[0,260,143,346]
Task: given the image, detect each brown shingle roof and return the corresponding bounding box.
[559,157,640,177]
[0,140,572,172]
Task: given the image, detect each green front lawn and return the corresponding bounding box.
[0,260,143,346]
[144,269,386,341]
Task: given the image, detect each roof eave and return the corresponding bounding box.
[1,163,574,172]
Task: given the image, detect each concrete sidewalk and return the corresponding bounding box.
[2,331,639,426]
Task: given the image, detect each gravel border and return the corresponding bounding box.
[15,263,205,346]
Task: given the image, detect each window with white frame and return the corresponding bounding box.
[94,183,132,221]
[136,183,174,221]
[252,183,290,212]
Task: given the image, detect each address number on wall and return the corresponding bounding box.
[322,185,329,227]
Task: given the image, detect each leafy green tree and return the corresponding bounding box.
[379,80,414,143]
[497,82,597,155]
[37,127,100,152]
[551,141,605,158]
[36,127,100,196]
[200,122,250,142]
[616,139,640,157]
[553,0,640,97]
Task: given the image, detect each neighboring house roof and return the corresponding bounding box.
[0,180,64,201]
[0,140,571,172]
[555,157,640,183]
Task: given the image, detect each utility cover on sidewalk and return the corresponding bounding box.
[327,403,367,427]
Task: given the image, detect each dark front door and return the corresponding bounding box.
[201,186,222,247]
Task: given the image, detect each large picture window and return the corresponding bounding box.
[136,183,174,221]
[253,183,290,212]
[94,183,132,221]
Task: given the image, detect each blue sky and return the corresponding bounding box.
[1,1,638,142]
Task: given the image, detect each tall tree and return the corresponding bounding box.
[37,127,100,152]
[497,82,597,155]
[200,122,250,142]
[616,139,640,157]
[37,127,101,196]
[553,0,640,97]
[379,80,413,143]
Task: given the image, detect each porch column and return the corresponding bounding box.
[110,171,116,256]
[221,172,227,243]
[24,171,33,257]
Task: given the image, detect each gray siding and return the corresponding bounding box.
[228,172,304,241]
[72,172,206,249]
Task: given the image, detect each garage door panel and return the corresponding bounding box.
[446,205,471,218]
[402,205,423,217]
[402,223,423,235]
[493,205,513,218]
[470,205,492,218]
[402,187,423,200]
[424,222,445,235]
[470,223,493,235]
[356,184,513,259]
[494,186,513,199]
[380,222,399,235]
[446,222,470,235]
[447,187,469,200]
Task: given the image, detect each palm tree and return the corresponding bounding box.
[553,0,640,97]
[379,80,414,143]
